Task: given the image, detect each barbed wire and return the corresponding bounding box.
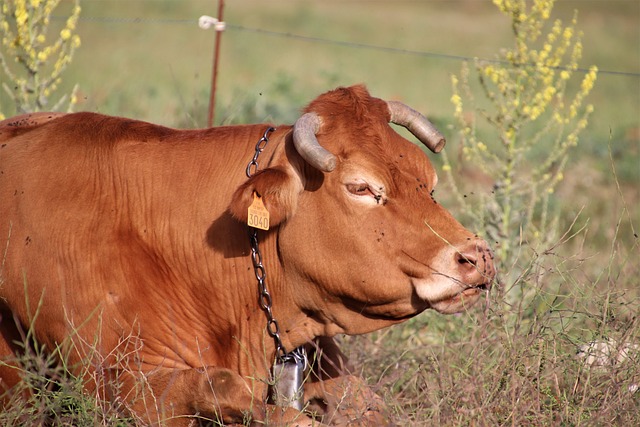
[225,23,639,78]
[74,16,193,24]
[59,15,640,78]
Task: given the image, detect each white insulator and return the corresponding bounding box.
[198,15,226,31]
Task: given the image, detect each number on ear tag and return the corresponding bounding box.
[248,192,270,230]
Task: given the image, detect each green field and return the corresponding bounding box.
[1,0,639,425]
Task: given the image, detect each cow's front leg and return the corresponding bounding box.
[122,366,322,426]
[304,375,391,426]
[122,366,258,426]
[304,337,393,426]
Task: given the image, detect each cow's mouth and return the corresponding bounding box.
[409,269,492,314]
[468,283,489,293]
[457,282,489,298]
[427,282,489,314]
[454,285,482,300]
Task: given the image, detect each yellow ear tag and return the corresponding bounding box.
[248,192,270,230]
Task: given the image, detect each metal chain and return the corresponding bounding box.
[245,127,308,411]
[245,127,289,359]
[246,127,275,178]
[249,228,286,359]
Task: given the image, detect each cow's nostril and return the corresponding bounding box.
[456,251,478,267]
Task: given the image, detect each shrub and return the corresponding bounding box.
[443,0,598,274]
[0,0,81,119]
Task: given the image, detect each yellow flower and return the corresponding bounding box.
[60,28,71,40]
[580,66,598,93]
[15,10,28,26]
[553,112,564,124]
[493,0,507,12]
[450,93,463,115]
[529,106,542,120]
[542,86,556,103]
[505,128,515,141]
[66,17,76,31]
[442,164,452,172]
[563,27,573,41]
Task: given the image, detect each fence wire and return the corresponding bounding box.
[59,15,640,79]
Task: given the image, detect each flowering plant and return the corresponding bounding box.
[0,0,81,118]
[443,0,597,269]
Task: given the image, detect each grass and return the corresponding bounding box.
[0,307,135,426]
[0,0,638,425]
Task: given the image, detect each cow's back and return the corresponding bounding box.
[0,113,262,366]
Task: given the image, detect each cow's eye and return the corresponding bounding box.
[345,182,387,205]
[346,183,373,196]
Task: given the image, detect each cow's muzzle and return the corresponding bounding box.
[454,240,496,291]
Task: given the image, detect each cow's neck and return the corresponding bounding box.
[114,126,299,375]
[227,127,315,373]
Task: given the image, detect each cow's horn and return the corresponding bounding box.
[292,112,337,172]
[387,100,446,153]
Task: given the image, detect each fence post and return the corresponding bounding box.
[207,0,225,127]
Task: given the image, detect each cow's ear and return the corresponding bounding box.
[229,167,303,227]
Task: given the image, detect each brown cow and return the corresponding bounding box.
[0,85,495,426]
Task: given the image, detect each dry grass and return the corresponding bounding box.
[343,253,639,425]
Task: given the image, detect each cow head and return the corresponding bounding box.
[230,85,495,337]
